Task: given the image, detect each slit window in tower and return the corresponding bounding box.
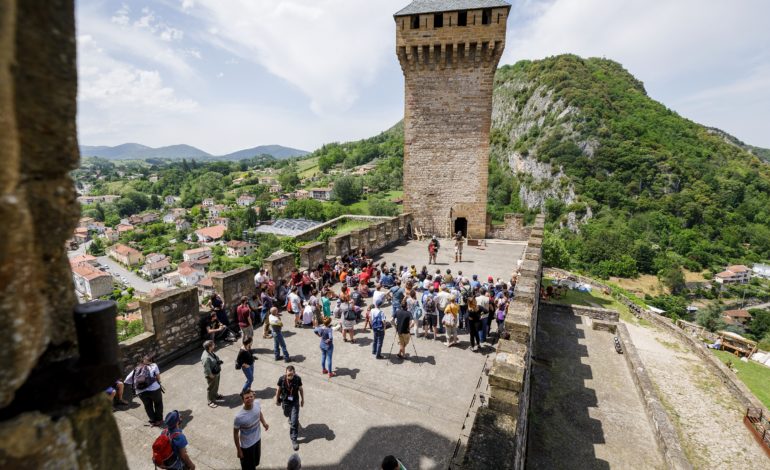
[434,13,443,28]
[411,15,420,29]
[458,11,467,26]
[482,9,492,25]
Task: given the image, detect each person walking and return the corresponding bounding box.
[152,410,195,469]
[275,365,304,451]
[237,296,254,342]
[443,296,459,347]
[370,304,386,359]
[125,355,163,426]
[268,307,291,362]
[260,288,275,339]
[428,238,437,265]
[202,340,224,408]
[476,288,491,343]
[233,389,269,470]
[236,337,257,394]
[393,300,414,360]
[454,231,465,263]
[313,317,335,377]
[421,287,438,339]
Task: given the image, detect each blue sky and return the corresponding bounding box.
[77,0,770,154]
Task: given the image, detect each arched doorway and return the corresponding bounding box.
[453,217,468,237]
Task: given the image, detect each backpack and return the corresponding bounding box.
[371,311,384,330]
[152,429,181,469]
[412,303,423,321]
[134,364,156,390]
[344,307,357,321]
[423,295,435,313]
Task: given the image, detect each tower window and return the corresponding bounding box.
[434,13,443,28]
[458,11,467,26]
[410,15,420,29]
[482,9,492,25]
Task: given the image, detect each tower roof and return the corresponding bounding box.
[394,0,510,17]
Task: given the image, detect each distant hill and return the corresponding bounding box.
[80,143,308,160]
[706,127,770,163]
[219,145,309,160]
[80,143,211,160]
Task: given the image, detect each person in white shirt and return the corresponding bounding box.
[233,389,269,469]
[287,287,302,328]
[125,355,163,426]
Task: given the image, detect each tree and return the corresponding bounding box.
[242,208,258,228]
[543,230,570,268]
[332,175,362,205]
[747,309,770,341]
[150,194,161,210]
[87,238,105,256]
[369,199,399,216]
[278,165,300,191]
[696,304,725,332]
[256,202,270,221]
[284,199,325,221]
[658,266,686,295]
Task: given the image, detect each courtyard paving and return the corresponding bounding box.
[114,240,526,469]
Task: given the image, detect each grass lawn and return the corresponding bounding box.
[543,278,634,322]
[333,219,373,235]
[297,156,320,178]
[710,349,770,409]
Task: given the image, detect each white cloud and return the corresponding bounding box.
[186,0,397,114]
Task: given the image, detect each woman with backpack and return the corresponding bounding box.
[126,355,164,426]
[313,317,335,377]
[340,298,357,343]
[467,295,482,352]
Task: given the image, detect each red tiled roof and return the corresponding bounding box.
[726,265,749,273]
[111,243,141,256]
[72,264,110,281]
[723,309,751,318]
[195,225,226,240]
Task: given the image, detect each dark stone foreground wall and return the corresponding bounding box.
[0,1,128,467]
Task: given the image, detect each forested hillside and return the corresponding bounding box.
[487,55,770,281]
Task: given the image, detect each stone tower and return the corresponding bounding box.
[395,0,510,239]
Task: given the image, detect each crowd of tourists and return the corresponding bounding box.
[115,236,520,469]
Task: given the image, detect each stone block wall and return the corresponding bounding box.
[299,241,326,270]
[487,214,532,241]
[328,233,351,258]
[213,266,257,322]
[351,227,370,254]
[0,1,129,467]
[263,251,296,284]
[119,287,203,373]
[463,215,545,470]
[540,302,619,322]
[396,6,509,239]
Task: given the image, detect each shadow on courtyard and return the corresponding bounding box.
[255,423,455,469]
[526,309,610,470]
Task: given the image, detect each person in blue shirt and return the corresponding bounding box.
[389,279,406,318]
[313,317,335,377]
[159,410,195,470]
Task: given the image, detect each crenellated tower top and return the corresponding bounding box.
[394,0,511,71]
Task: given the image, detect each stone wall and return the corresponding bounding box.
[213,266,257,323]
[292,214,395,242]
[263,251,296,284]
[328,233,352,258]
[462,215,545,470]
[299,241,326,270]
[540,302,619,322]
[118,287,204,374]
[487,214,532,241]
[0,1,128,467]
[396,7,509,239]
[350,227,370,254]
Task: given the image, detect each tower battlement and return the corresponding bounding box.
[395,0,510,239]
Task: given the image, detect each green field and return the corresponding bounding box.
[711,349,770,409]
[297,157,320,178]
[543,278,634,322]
[332,219,372,235]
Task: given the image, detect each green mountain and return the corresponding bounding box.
[488,54,770,277]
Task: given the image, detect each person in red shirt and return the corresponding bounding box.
[237,296,253,342]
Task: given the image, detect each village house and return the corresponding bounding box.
[195,224,227,243]
[226,240,256,257]
[208,217,229,228]
[183,246,212,262]
[128,212,159,225]
[148,174,159,183]
[90,221,106,233]
[72,263,113,300]
[175,219,191,232]
[78,217,95,228]
[310,188,333,201]
[237,194,256,206]
[164,195,178,206]
[270,198,288,209]
[69,254,99,267]
[269,184,282,194]
[715,265,751,287]
[722,309,752,326]
[177,262,205,287]
[107,243,145,267]
[100,228,119,244]
[294,189,309,200]
[141,257,172,279]
[72,227,89,245]
[116,223,135,235]
[76,194,120,205]
[202,198,216,207]
[207,204,228,218]
[144,253,166,264]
